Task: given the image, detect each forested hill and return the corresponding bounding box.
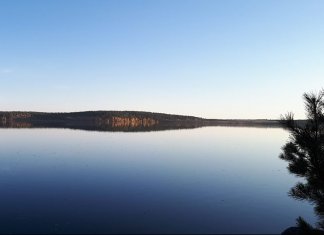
[0,111,203,123]
[0,111,283,131]
[0,111,203,130]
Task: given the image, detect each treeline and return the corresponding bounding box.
[0,111,204,123]
[0,111,206,132]
[0,111,291,131]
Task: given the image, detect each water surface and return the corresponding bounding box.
[0,127,315,233]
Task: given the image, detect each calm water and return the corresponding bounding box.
[0,127,316,234]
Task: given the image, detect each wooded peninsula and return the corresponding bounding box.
[0,111,285,131]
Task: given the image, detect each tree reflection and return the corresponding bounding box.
[280,90,324,234]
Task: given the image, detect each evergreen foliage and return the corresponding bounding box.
[280,90,324,232]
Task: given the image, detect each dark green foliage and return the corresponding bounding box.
[296,216,314,231]
[280,90,324,232]
[280,90,324,180]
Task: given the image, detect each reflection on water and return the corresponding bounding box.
[0,119,281,132]
[0,119,204,132]
[0,127,315,234]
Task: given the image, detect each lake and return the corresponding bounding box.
[0,126,316,234]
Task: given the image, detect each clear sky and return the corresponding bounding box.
[0,0,323,119]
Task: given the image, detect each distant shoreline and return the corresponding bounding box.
[0,111,302,131]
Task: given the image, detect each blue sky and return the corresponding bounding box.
[0,0,323,118]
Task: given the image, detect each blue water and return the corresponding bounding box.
[0,127,315,234]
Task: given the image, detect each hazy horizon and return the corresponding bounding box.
[1,0,323,119]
